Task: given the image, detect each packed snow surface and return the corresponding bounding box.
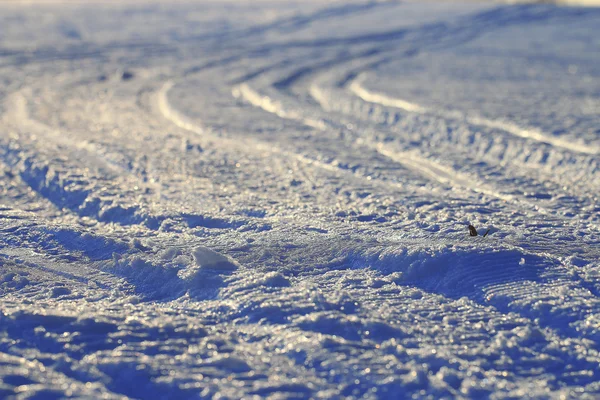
[1,1,600,398]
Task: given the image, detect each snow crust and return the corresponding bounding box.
[1,0,600,398]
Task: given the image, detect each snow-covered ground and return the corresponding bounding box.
[1,1,600,398]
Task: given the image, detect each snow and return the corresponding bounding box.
[1,0,600,398]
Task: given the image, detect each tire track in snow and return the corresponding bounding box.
[243,57,593,211]
[234,84,327,131]
[236,82,527,205]
[156,80,334,176]
[157,79,402,182]
[234,79,529,213]
[349,75,600,156]
[241,4,600,216]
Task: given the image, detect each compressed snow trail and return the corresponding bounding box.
[2,1,600,399]
[349,75,600,156]
[235,81,520,205]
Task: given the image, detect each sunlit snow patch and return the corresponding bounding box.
[192,246,239,272]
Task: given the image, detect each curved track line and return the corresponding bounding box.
[234,84,327,130]
[156,80,347,176]
[156,81,206,136]
[349,75,599,155]
[348,78,427,114]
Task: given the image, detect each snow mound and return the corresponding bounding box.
[192,246,240,272]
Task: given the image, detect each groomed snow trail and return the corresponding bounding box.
[1,1,600,398]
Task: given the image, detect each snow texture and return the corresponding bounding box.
[1,0,600,399]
